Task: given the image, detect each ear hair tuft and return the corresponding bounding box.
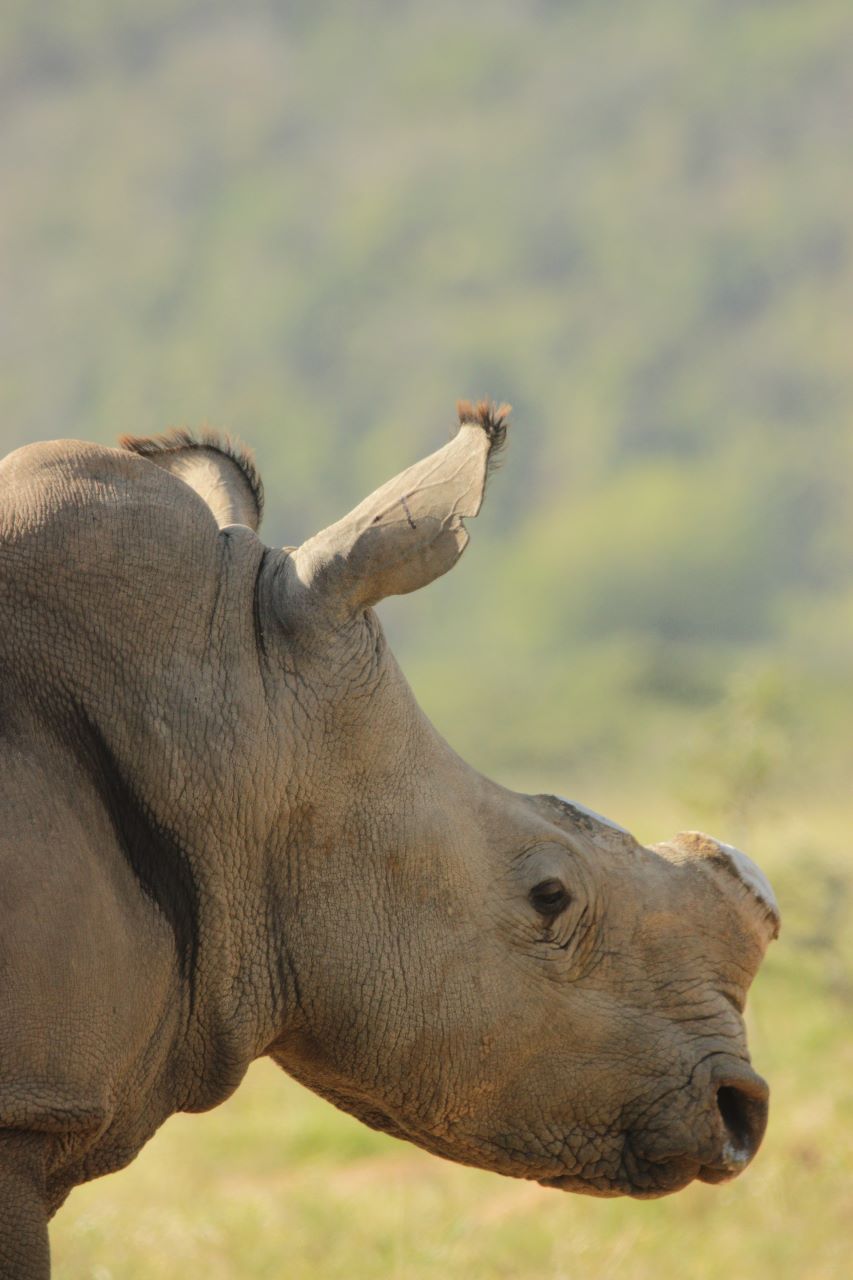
[119,426,264,525]
[455,399,511,477]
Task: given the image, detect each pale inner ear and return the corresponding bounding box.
[120,431,263,531]
[168,450,259,530]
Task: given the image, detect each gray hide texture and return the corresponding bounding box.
[0,402,778,1278]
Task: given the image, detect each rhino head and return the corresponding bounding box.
[116,401,778,1199]
[0,403,779,1247]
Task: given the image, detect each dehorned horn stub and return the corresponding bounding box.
[656,831,780,944]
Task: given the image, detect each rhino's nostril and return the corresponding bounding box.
[716,1082,768,1167]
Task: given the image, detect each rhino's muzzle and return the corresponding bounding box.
[646,1063,770,1195]
[536,1061,769,1198]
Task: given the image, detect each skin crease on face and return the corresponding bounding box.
[0,401,780,1278]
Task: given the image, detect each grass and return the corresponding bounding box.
[50,791,853,1279]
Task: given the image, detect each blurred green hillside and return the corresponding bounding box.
[3,4,853,1277]
[2,0,851,795]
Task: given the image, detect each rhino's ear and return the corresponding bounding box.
[119,429,263,531]
[289,400,510,618]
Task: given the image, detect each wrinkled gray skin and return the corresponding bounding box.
[0,407,779,1278]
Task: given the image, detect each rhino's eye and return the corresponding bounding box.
[529,879,571,918]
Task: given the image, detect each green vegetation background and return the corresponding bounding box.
[1,2,851,1276]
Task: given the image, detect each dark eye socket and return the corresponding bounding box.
[529,878,571,917]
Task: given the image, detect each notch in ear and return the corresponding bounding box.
[287,400,510,621]
[119,428,264,531]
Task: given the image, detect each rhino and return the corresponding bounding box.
[0,401,778,1277]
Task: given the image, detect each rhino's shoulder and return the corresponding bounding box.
[0,437,252,715]
[0,436,236,593]
[1,438,212,536]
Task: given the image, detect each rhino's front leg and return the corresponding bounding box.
[0,1134,51,1280]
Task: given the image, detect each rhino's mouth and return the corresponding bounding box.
[538,1155,702,1199]
[539,1144,755,1198]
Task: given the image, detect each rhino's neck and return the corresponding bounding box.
[52,521,284,1111]
[131,529,288,1110]
[255,600,471,1068]
[93,539,437,1112]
